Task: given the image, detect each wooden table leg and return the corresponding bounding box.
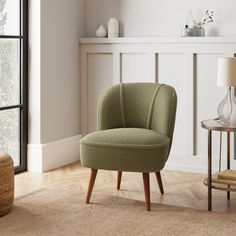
[208,130,212,211]
[227,132,230,200]
[117,171,122,190]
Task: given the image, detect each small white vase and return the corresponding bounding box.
[197,27,205,37]
[96,25,107,38]
[108,17,119,38]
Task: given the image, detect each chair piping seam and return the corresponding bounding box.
[120,83,126,127]
[146,84,164,129]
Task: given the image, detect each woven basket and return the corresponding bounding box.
[0,153,14,217]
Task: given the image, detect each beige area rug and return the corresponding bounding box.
[0,189,236,236]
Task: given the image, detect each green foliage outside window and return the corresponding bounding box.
[0,0,20,165]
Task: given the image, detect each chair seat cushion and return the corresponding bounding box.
[80,128,170,172]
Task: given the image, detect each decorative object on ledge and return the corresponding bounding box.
[0,153,14,217]
[108,17,119,38]
[195,10,214,37]
[197,27,205,37]
[96,25,107,38]
[217,57,236,126]
[188,9,214,36]
[181,25,192,37]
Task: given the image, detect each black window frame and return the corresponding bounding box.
[0,0,28,173]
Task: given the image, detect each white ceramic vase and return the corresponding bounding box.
[96,25,107,38]
[108,17,119,38]
[197,27,205,37]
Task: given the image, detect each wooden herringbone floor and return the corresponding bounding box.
[15,162,236,212]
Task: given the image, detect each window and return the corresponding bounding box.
[0,0,28,173]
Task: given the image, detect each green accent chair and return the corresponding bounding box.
[80,83,177,211]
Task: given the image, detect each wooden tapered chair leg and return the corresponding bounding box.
[86,169,98,204]
[142,173,151,211]
[155,171,164,194]
[117,171,122,190]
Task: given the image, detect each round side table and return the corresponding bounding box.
[201,118,236,211]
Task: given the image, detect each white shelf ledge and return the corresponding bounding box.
[80,37,236,44]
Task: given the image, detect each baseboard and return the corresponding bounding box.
[27,135,82,173]
[165,153,236,174]
[165,162,214,173]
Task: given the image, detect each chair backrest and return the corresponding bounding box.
[98,83,177,141]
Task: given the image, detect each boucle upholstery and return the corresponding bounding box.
[80,83,177,173]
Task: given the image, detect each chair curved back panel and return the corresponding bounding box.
[149,84,177,142]
[98,83,177,143]
[98,84,124,130]
[122,83,162,129]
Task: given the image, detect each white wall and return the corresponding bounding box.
[41,0,85,143]
[85,0,236,37]
[28,0,85,172]
[28,0,41,144]
[29,0,85,144]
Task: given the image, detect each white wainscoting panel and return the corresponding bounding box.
[196,54,226,158]
[122,53,155,83]
[87,53,113,133]
[158,54,188,157]
[80,37,236,173]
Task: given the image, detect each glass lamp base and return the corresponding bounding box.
[217,87,236,126]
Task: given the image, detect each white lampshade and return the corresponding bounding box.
[217,57,236,87]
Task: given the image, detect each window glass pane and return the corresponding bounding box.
[0,0,20,35]
[0,39,20,107]
[0,108,20,166]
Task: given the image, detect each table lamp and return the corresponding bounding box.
[217,57,236,126]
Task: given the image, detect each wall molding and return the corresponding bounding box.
[80,37,236,174]
[80,37,236,44]
[166,153,236,174]
[27,135,81,173]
